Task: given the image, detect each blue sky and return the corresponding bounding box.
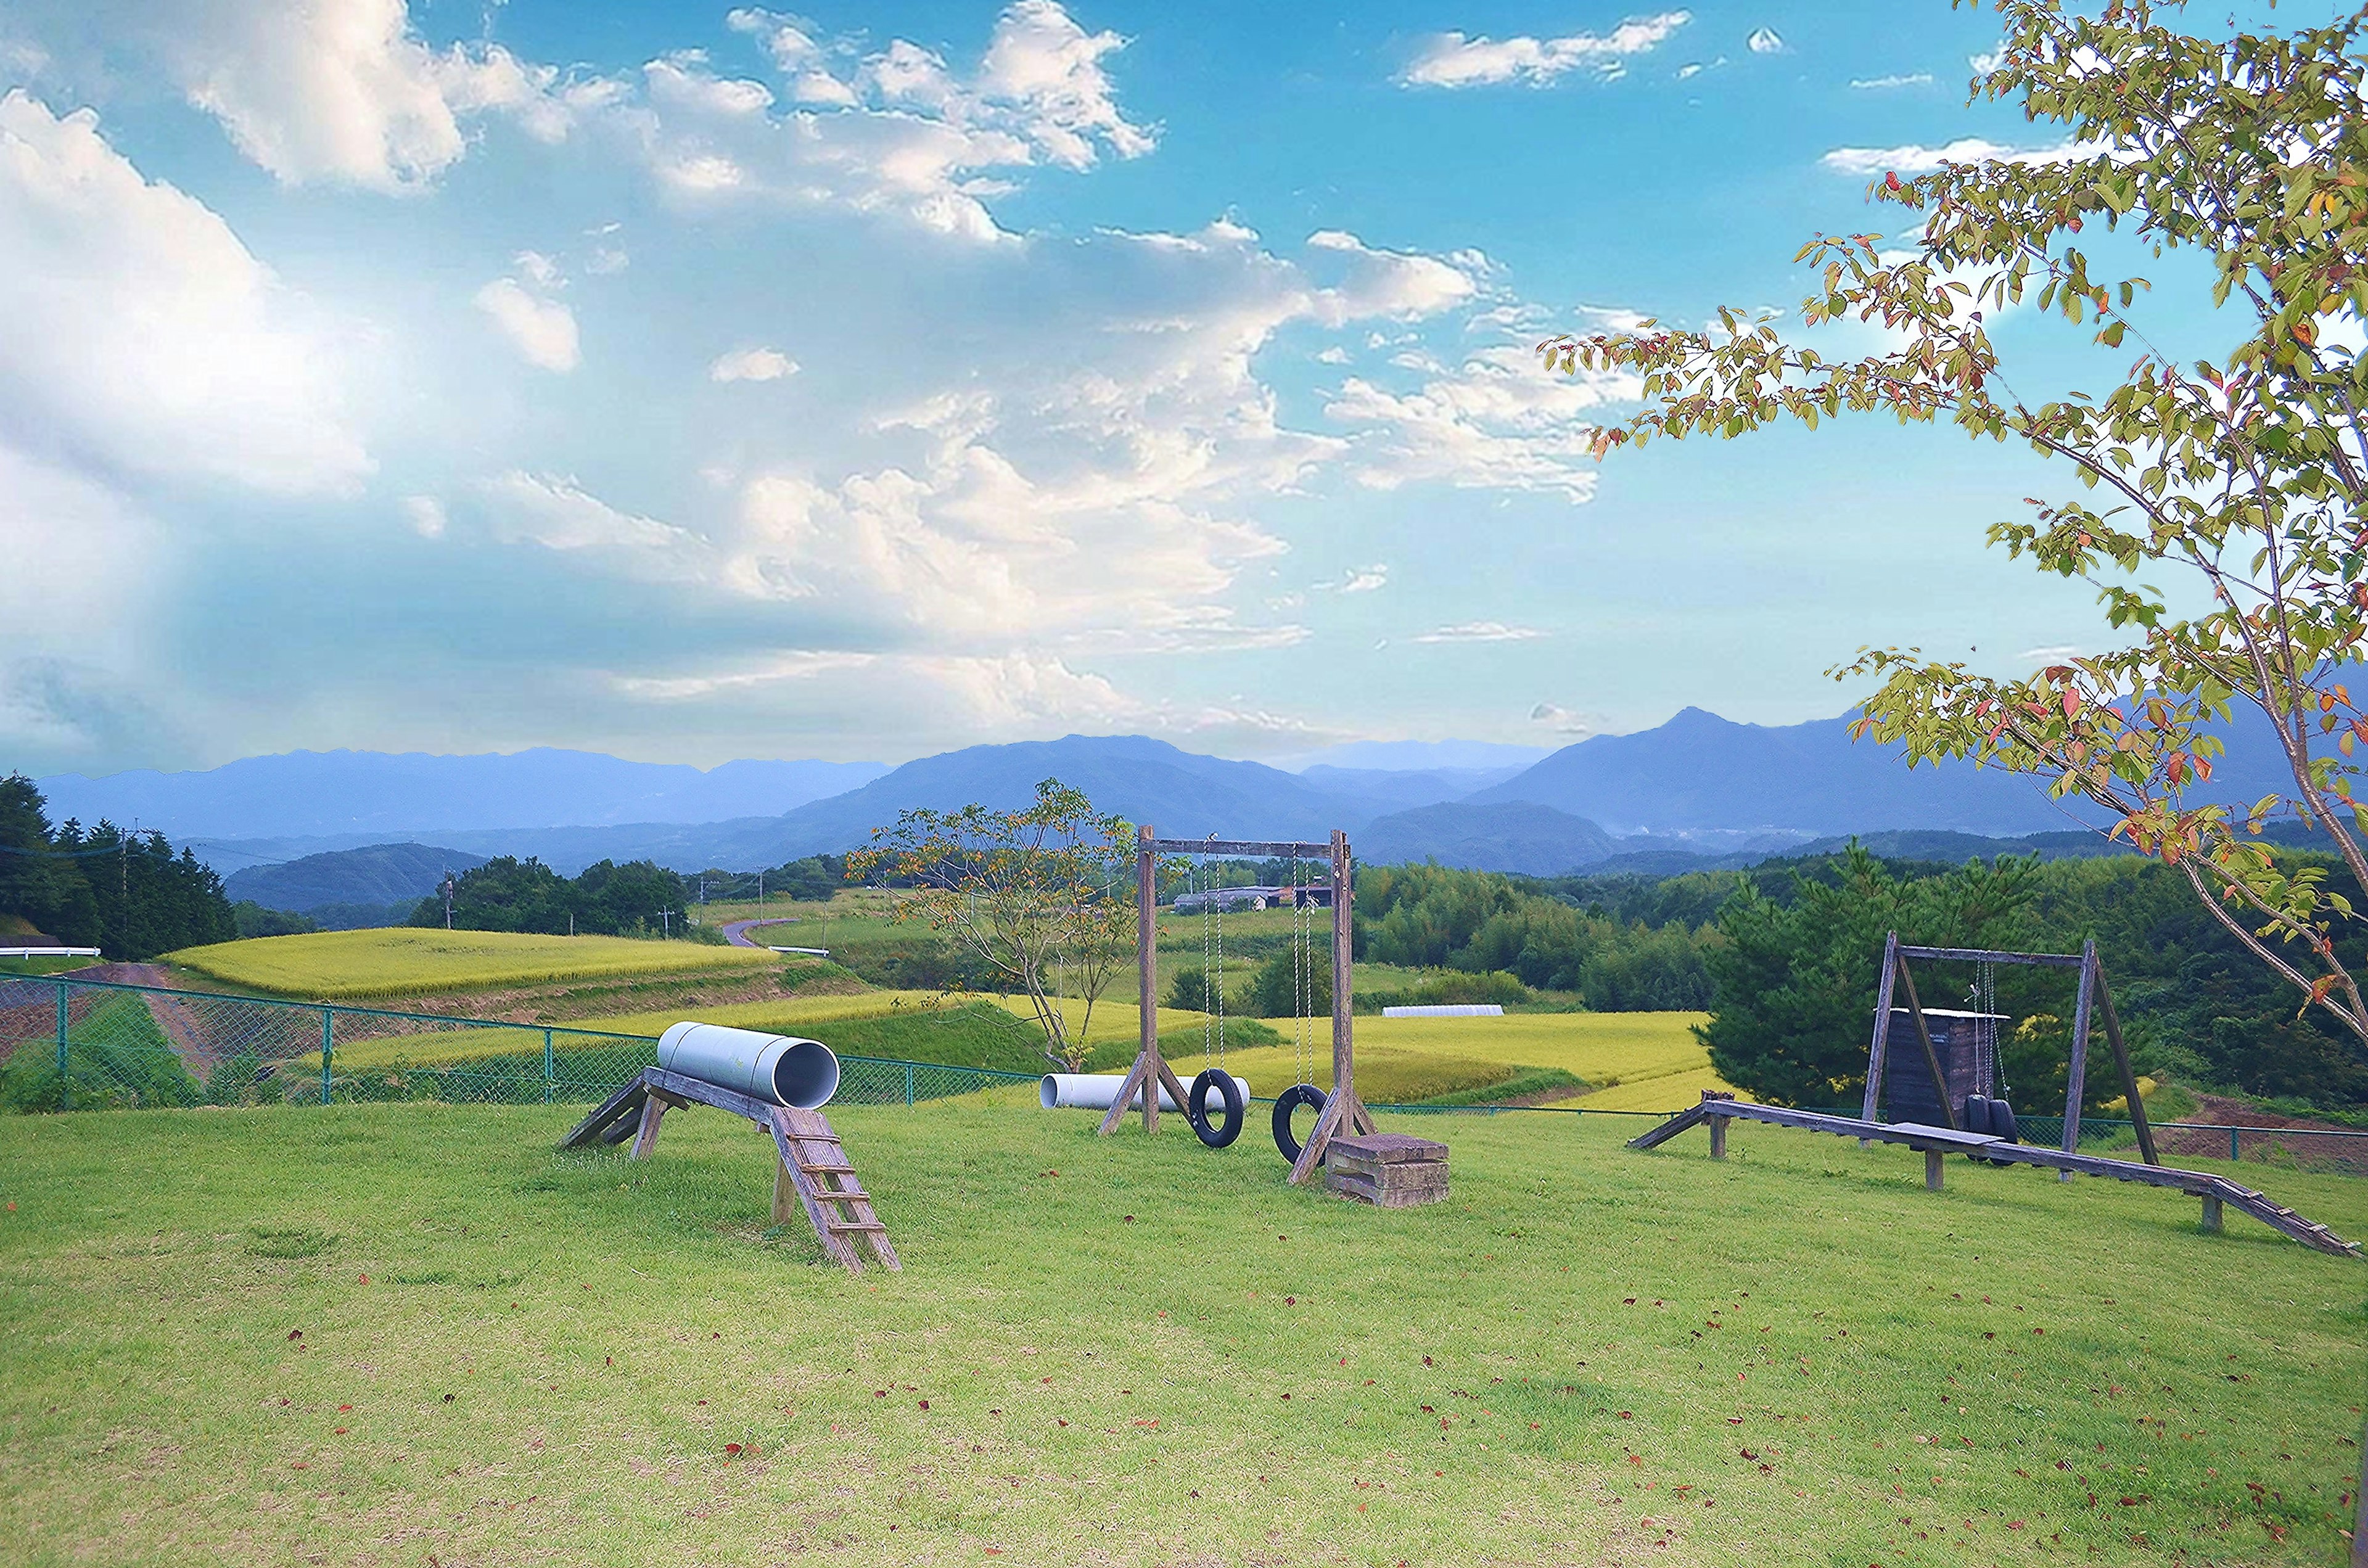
[0,0,2224,773]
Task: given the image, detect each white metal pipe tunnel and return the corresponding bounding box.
[657,1022,841,1109]
[1039,1072,1249,1112]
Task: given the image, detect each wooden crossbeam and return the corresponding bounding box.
[1146,838,1333,856]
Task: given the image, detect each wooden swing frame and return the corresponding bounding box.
[1861,931,2159,1168]
[1100,826,1371,1182]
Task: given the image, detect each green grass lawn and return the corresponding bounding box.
[1,1098,2361,1566]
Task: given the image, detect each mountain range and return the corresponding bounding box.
[31,704,2308,889]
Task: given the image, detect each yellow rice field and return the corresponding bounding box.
[166,928,778,1001]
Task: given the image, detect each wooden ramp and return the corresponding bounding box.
[561,1067,898,1273]
[1633,1094,2359,1260]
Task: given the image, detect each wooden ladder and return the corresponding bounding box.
[767,1104,900,1273]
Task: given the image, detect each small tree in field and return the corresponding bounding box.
[845,780,1134,1072]
[1545,0,2368,1049]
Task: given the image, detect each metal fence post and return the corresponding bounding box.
[544,1029,555,1104]
[905,1061,915,1106]
[321,1008,334,1106]
[54,979,69,1112]
[2230,1126,2240,1162]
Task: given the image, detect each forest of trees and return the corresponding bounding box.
[1356,846,2368,1115]
[410,852,847,937]
[0,774,236,959]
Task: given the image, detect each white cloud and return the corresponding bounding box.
[401,495,446,538]
[480,472,709,575]
[627,2,1155,242]
[1850,72,1932,89]
[44,0,593,190]
[1314,345,1351,364]
[709,346,799,382]
[1820,136,2089,174]
[0,89,370,493]
[976,0,1156,170]
[1416,621,1548,643]
[1970,42,2008,75]
[1529,702,1595,735]
[1745,26,1785,54]
[1317,564,1389,594]
[1400,12,1691,88]
[2018,644,2082,665]
[612,648,1143,734]
[1306,229,1479,321]
[1326,345,1637,500]
[474,276,580,371]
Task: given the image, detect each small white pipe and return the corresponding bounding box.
[1039,1072,1249,1112]
[1381,1004,1504,1017]
[658,1021,841,1109]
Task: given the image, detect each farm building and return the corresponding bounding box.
[1170,884,1333,913]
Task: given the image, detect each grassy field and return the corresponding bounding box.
[167,929,780,1001]
[1,1098,2361,1566]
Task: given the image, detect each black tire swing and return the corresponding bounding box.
[1184,842,1244,1149]
[1272,848,1328,1164]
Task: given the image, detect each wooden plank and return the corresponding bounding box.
[1884,1121,2000,1149]
[1893,955,1959,1131]
[2061,939,2099,1173]
[1708,1114,1727,1160]
[1328,1160,1449,1192]
[1328,1133,1447,1164]
[1628,1098,1712,1151]
[1095,1048,1159,1137]
[1327,1149,1447,1181]
[1135,823,1157,1128]
[1862,932,1900,1123]
[2200,1192,2223,1234]
[1326,1168,1448,1207]
[646,1065,778,1124]
[627,1093,669,1160]
[766,1106,862,1271]
[2094,970,2158,1166]
[559,1077,649,1149]
[1146,838,1333,857]
[1894,945,2087,967]
[1926,1149,1944,1191]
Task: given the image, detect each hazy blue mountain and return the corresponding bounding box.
[35,749,887,839]
[1355,801,1622,876]
[225,842,490,913]
[1295,763,1526,811]
[696,734,1391,867]
[1278,738,1551,772]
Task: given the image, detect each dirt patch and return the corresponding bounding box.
[2148,1093,2368,1176]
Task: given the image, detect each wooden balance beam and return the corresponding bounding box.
[561,1067,899,1273]
[1634,1093,2359,1259]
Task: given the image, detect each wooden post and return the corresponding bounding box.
[1708,1113,1727,1160]
[1332,828,1355,1123]
[1925,1149,1944,1191]
[2060,938,2098,1180]
[2094,969,2158,1166]
[1288,831,1363,1182]
[772,1155,795,1225]
[1893,954,1959,1131]
[1101,824,1176,1137]
[2199,1191,2223,1235]
[1862,931,1900,1128]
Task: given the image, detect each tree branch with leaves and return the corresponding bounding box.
[1542,0,2368,1045]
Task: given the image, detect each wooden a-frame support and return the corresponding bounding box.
[561,1067,900,1272]
[1861,933,2157,1170]
[1100,826,1372,1181]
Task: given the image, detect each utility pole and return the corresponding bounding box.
[758,868,765,922]
[440,871,456,930]
[119,823,130,961]
[660,909,672,939]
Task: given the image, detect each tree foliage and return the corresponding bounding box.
[1545,0,2368,1050]
[411,855,704,938]
[0,776,233,958]
[845,780,1134,1072]
[1700,847,2038,1106]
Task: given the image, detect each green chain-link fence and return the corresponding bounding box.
[0,977,1034,1113]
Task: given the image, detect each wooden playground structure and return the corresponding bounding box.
[1632,932,2359,1258]
[1099,826,1378,1184]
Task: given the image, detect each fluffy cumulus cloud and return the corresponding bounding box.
[0,89,369,491]
[474,276,579,371]
[0,2,1652,769]
[1400,12,1690,88]
[629,2,1156,241]
[709,346,798,382]
[1822,136,2090,174]
[1851,72,1933,90]
[1325,347,1635,500]
[16,0,603,190]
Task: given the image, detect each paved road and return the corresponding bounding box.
[721,917,806,950]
